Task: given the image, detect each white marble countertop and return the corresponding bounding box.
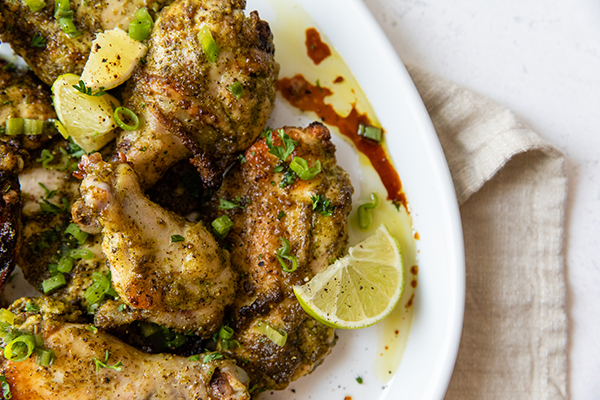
[363,0,599,398]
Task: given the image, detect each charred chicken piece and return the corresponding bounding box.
[118,0,279,188]
[77,153,236,335]
[0,297,251,400]
[204,122,353,390]
[0,0,174,85]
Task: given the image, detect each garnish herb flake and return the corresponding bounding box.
[311,194,334,217]
[72,80,106,97]
[275,237,298,273]
[170,234,185,243]
[93,350,123,372]
[30,33,46,48]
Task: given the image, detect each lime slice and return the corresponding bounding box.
[80,28,147,91]
[294,225,404,329]
[51,74,121,153]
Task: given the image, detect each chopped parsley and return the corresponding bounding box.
[277,211,285,219]
[202,352,223,363]
[30,33,46,48]
[279,168,297,188]
[219,197,244,210]
[356,376,363,384]
[311,194,334,217]
[170,234,185,243]
[266,129,297,162]
[238,154,247,163]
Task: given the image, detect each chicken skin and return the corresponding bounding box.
[77,153,236,334]
[118,0,279,187]
[0,0,173,85]
[204,122,353,390]
[0,297,251,400]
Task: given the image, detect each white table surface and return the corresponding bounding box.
[363,0,599,398]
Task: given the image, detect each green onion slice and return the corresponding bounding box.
[289,157,321,181]
[42,273,66,293]
[35,348,55,366]
[69,248,94,259]
[358,123,382,143]
[24,119,44,135]
[53,120,69,139]
[114,107,139,131]
[56,255,74,273]
[6,118,24,136]
[64,223,88,245]
[218,325,234,340]
[4,334,36,362]
[275,237,298,272]
[357,192,379,230]
[58,17,82,38]
[256,320,287,347]
[24,0,46,12]
[84,272,115,305]
[54,0,72,18]
[0,374,11,399]
[198,25,220,63]
[211,215,233,239]
[227,81,245,99]
[129,7,153,41]
[0,309,15,327]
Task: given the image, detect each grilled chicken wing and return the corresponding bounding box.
[77,153,236,334]
[0,59,60,293]
[205,122,353,390]
[0,0,173,85]
[118,0,278,187]
[0,297,251,400]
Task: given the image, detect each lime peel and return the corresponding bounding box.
[294,225,404,329]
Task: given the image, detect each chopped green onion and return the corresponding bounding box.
[69,248,94,259]
[64,223,88,245]
[139,322,160,337]
[275,237,298,273]
[289,157,321,181]
[202,351,223,363]
[54,0,72,18]
[23,119,44,135]
[84,272,115,305]
[357,192,379,230]
[113,107,139,131]
[58,17,81,38]
[56,255,73,273]
[25,302,39,312]
[218,325,234,340]
[53,120,69,139]
[4,334,36,362]
[87,325,98,333]
[227,81,245,99]
[198,25,220,63]
[188,355,200,362]
[0,374,11,399]
[219,198,244,210]
[23,0,46,12]
[42,273,66,293]
[255,320,287,347]
[170,234,185,243]
[129,7,153,41]
[211,215,233,239]
[358,123,382,143]
[36,149,54,169]
[35,348,55,366]
[0,309,15,328]
[6,118,24,136]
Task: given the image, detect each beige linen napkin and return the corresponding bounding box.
[406,66,568,399]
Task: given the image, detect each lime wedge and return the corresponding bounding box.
[294,225,404,329]
[80,28,147,91]
[51,74,120,153]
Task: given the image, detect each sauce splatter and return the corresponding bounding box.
[334,76,345,83]
[410,265,419,275]
[344,397,352,400]
[411,280,418,288]
[276,74,406,207]
[414,231,420,240]
[406,294,414,308]
[305,28,331,64]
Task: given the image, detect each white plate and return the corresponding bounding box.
[0,0,465,398]
[246,1,466,399]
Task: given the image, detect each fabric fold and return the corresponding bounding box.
[406,65,568,400]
